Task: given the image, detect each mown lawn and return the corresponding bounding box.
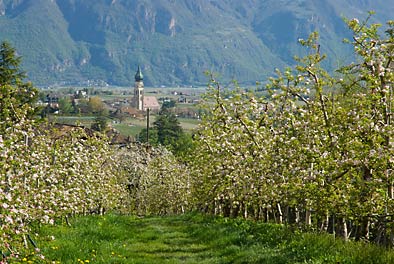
[28,214,394,263]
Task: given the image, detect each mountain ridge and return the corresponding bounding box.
[0,0,393,87]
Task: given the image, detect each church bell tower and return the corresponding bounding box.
[133,66,144,111]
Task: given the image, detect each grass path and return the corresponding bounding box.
[34,214,394,264]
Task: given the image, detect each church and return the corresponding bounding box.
[132,66,160,112]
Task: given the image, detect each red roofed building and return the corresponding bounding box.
[144,96,160,111]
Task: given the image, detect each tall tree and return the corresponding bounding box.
[154,108,183,147]
[0,41,38,126]
[138,107,194,157]
[0,41,25,85]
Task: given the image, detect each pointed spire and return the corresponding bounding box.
[135,65,144,82]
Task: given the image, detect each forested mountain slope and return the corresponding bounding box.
[0,0,393,86]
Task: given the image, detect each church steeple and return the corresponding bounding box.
[135,65,144,82]
[133,65,144,111]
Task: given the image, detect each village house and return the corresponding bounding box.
[45,92,60,108]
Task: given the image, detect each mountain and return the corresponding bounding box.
[0,0,393,87]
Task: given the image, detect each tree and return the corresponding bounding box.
[58,97,73,114]
[91,116,108,132]
[162,99,176,110]
[74,98,90,114]
[138,127,159,145]
[88,96,107,115]
[338,14,394,241]
[137,107,194,157]
[0,41,38,129]
[0,41,25,85]
[154,108,183,147]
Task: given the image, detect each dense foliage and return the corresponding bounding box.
[138,107,194,157]
[0,123,131,260]
[0,42,124,262]
[0,42,190,261]
[114,143,191,216]
[0,41,39,126]
[190,14,394,244]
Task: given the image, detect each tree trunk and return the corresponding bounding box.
[231,202,240,218]
[341,218,348,241]
[287,206,297,225]
[243,203,248,219]
[305,209,312,226]
[223,200,231,217]
[320,213,329,232]
[266,208,270,223]
[277,203,283,224]
[295,207,300,224]
[356,217,370,241]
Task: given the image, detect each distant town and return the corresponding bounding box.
[38,67,205,139]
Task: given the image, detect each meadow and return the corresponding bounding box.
[26,214,394,264]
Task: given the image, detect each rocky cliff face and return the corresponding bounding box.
[0,1,4,16]
[0,0,393,86]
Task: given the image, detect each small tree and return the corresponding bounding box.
[91,116,108,132]
[89,96,107,115]
[162,99,176,110]
[138,127,159,145]
[58,97,73,114]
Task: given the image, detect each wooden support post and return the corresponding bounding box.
[146,108,150,143]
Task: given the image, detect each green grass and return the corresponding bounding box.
[113,117,199,137]
[50,114,199,137]
[113,123,146,137]
[178,118,200,132]
[49,115,97,126]
[26,214,394,264]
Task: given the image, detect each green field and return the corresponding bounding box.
[112,123,146,137]
[49,115,200,138]
[112,117,199,137]
[26,214,394,264]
